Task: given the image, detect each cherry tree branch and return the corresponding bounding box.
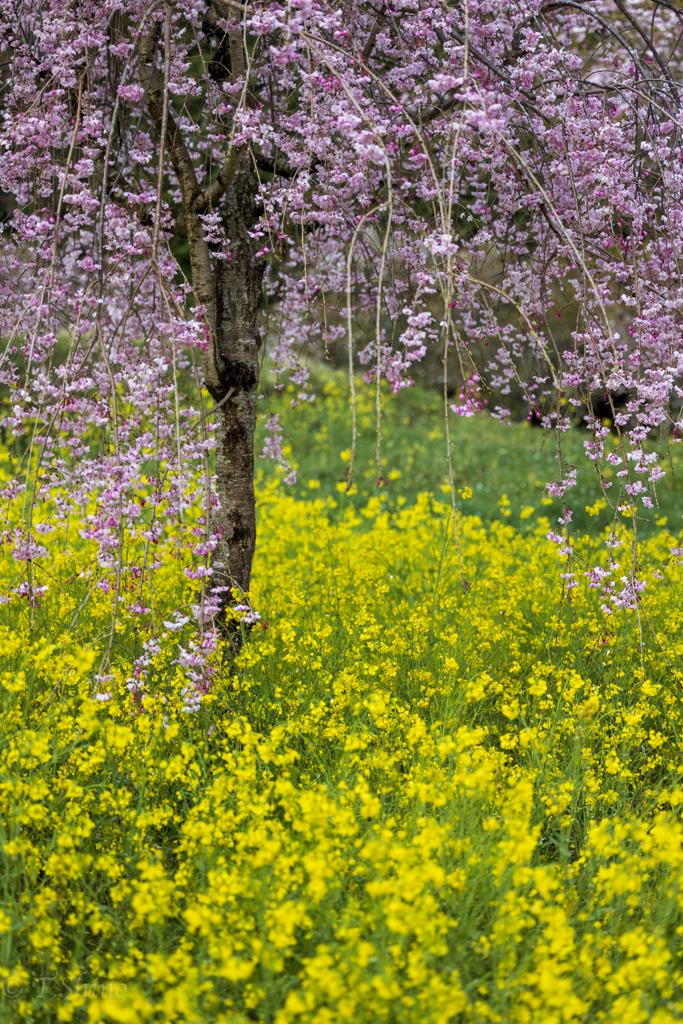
[138,15,222,387]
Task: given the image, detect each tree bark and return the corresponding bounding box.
[210,155,265,603]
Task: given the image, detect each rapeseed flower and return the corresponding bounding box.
[0,473,682,1020]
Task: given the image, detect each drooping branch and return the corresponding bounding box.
[541,0,678,113]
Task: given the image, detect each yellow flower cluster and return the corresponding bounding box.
[1,475,683,1022]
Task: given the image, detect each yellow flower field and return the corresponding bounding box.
[1,472,683,1022]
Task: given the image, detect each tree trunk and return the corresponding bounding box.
[209,155,265,606]
[139,22,263,618]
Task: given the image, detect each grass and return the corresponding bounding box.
[256,364,683,535]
